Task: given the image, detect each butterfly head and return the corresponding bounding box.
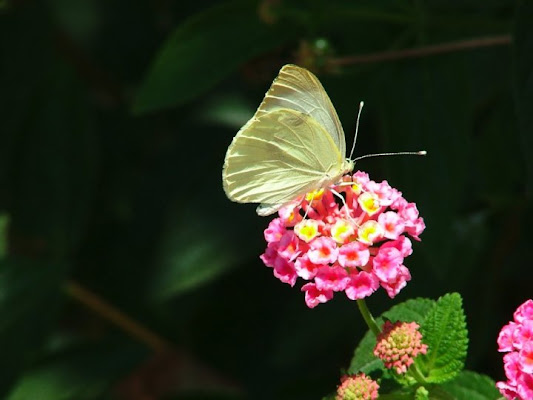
[343,159,355,175]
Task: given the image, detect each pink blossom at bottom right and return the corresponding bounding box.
[497,299,533,400]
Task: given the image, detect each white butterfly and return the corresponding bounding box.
[223,64,355,216]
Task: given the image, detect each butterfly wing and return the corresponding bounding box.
[223,109,345,215]
[253,64,346,157]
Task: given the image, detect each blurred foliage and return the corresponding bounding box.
[0,0,531,399]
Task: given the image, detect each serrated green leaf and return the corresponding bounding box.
[0,257,67,396]
[417,293,468,384]
[133,0,293,114]
[513,0,533,197]
[440,370,500,400]
[349,298,435,374]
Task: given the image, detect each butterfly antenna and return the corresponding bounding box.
[348,101,364,160]
[354,150,427,161]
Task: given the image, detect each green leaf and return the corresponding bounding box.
[513,0,533,197]
[133,0,292,114]
[417,293,468,384]
[6,341,146,400]
[349,298,434,374]
[147,204,242,303]
[439,370,500,400]
[0,256,67,396]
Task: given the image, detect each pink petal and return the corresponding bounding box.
[301,283,333,308]
[338,241,370,268]
[345,271,379,300]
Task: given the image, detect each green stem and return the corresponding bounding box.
[409,363,428,384]
[357,298,380,336]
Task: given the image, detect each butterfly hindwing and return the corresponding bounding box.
[223,109,345,211]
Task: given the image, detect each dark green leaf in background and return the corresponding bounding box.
[133,0,294,114]
[0,257,67,396]
[148,204,243,303]
[5,341,147,400]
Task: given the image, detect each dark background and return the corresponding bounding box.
[1,0,532,399]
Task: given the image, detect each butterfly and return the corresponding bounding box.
[222,64,357,216]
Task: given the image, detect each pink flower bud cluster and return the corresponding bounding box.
[373,321,428,374]
[496,299,533,400]
[260,171,425,308]
[336,373,379,400]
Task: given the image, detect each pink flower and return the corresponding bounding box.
[380,235,413,257]
[273,257,297,287]
[301,283,333,308]
[516,320,533,350]
[366,180,395,206]
[498,322,519,352]
[380,265,411,298]
[399,202,419,222]
[405,217,426,241]
[345,271,379,300]
[378,211,405,239]
[294,255,319,280]
[520,341,533,374]
[314,265,350,291]
[308,237,339,264]
[338,241,370,268]
[515,300,533,324]
[260,242,278,268]
[372,247,404,283]
[264,218,286,243]
[278,202,302,226]
[497,299,533,399]
[260,170,425,307]
[277,231,304,262]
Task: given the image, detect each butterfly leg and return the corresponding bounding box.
[330,187,359,227]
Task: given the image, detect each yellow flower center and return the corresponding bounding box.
[358,192,380,215]
[358,220,384,245]
[295,220,320,243]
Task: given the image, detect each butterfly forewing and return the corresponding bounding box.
[223,109,345,210]
[254,65,346,157]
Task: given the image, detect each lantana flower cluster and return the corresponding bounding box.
[373,321,428,374]
[260,171,425,308]
[496,299,533,400]
[336,373,379,400]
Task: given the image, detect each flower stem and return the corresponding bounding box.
[328,34,511,66]
[357,299,380,336]
[64,280,171,352]
[409,363,428,384]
